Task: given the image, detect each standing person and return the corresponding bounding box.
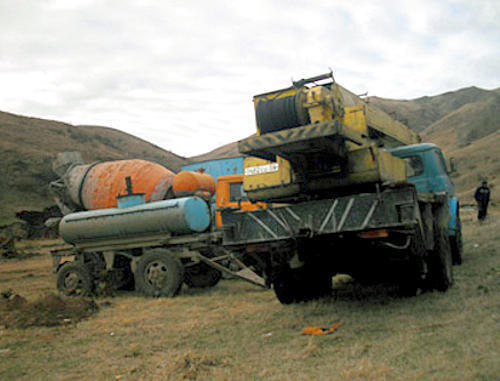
[474,180,490,222]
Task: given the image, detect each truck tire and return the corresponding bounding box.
[273,269,301,304]
[273,267,331,304]
[427,214,454,292]
[397,230,426,297]
[135,250,184,297]
[184,263,222,288]
[57,261,93,296]
[450,218,463,265]
[397,259,421,297]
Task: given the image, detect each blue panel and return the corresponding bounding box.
[117,194,146,209]
[182,157,244,181]
[448,197,459,235]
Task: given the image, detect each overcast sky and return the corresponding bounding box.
[1,0,499,157]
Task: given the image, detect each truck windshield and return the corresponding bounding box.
[433,150,449,174]
[405,156,424,177]
[229,182,248,201]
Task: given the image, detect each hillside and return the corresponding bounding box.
[368,86,499,201]
[189,139,244,162]
[369,86,498,132]
[0,111,188,223]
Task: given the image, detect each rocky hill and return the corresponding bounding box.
[189,139,244,163]
[0,111,188,223]
[369,86,499,201]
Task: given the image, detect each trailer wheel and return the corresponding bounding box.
[450,218,463,266]
[184,263,222,288]
[57,262,93,296]
[135,251,184,297]
[427,214,453,292]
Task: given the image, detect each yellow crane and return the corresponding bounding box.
[239,72,420,201]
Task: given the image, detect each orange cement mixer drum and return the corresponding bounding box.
[172,171,216,199]
[80,160,175,210]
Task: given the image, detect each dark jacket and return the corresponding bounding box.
[474,185,490,204]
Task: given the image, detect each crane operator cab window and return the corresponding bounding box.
[229,182,248,202]
[405,156,424,178]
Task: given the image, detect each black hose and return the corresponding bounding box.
[256,92,309,134]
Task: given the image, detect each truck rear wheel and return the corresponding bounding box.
[273,267,331,304]
[273,269,301,304]
[184,263,222,288]
[427,214,454,292]
[57,261,93,296]
[450,218,463,265]
[397,259,421,297]
[135,250,184,297]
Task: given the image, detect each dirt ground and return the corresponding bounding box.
[0,207,498,380]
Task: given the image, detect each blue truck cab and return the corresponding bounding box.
[390,143,461,253]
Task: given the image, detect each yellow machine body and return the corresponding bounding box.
[243,146,406,201]
[242,73,418,201]
[243,156,299,200]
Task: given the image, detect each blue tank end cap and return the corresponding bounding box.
[181,197,211,232]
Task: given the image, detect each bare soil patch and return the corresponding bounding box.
[0,291,98,328]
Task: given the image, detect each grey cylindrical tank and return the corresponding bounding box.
[59,197,210,245]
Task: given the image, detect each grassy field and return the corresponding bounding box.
[0,207,498,381]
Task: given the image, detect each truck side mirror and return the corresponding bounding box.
[449,157,457,173]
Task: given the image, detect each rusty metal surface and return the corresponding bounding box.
[222,186,419,246]
[64,163,92,207]
[75,160,175,210]
[172,171,215,199]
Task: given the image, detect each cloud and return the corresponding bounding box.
[0,0,499,156]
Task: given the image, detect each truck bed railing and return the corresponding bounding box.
[222,186,419,246]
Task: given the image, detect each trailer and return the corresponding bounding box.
[51,229,265,297]
[51,175,266,297]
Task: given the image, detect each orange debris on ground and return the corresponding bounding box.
[301,323,342,336]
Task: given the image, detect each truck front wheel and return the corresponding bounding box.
[135,250,184,297]
[450,218,463,265]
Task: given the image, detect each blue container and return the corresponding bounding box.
[181,157,244,182]
[59,197,210,244]
[117,194,146,209]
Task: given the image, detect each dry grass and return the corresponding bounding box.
[0,208,498,380]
